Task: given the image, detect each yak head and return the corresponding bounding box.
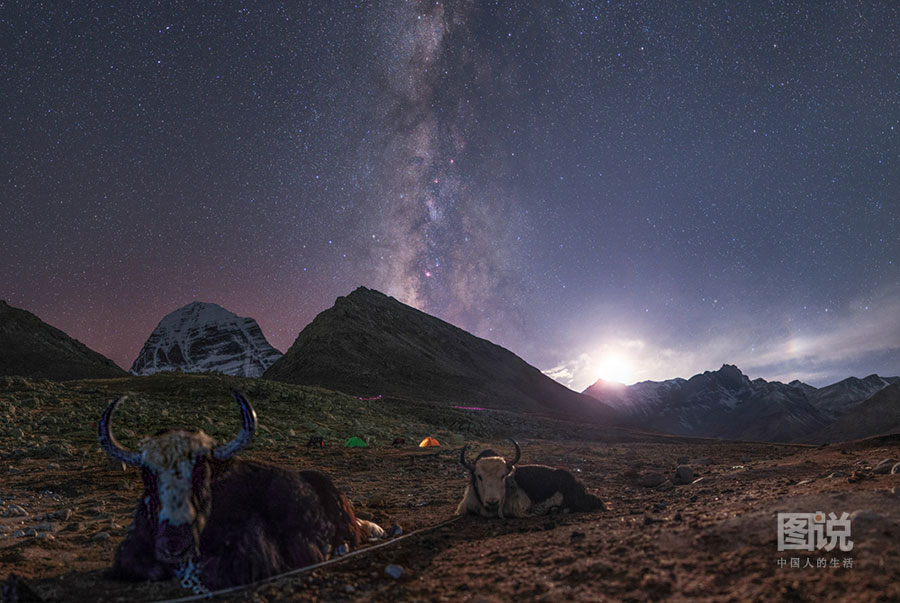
[459,439,521,516]
[98,391,257,564]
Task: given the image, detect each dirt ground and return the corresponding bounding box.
[2,432,899,602]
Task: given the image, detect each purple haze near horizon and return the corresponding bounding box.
[2,2,898,389]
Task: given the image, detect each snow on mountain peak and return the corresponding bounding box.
[130,302,282,378]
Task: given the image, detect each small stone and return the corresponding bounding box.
[24,528,37,537]
[385,564,404,579]
[46,462,60,470]
[873,459,897,475]
[12,530,25,538]
[674,466,694,485]
[795,479,813,486]
[5,504,28,517]
[92,531,111,541]
[892,462,900,475]
[36,532,55,540]
[850,510,882,522]
[827,471,846,479]
[53,509,71,521]
[389,525,403,537]
[638,472,666,488]
[344,585,356,594]
[32,524,53,532]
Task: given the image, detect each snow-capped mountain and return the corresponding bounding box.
[130,302,282,378]
[808,374,900,420]
[583,365,899,443]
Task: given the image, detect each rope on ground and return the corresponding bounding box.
[150,515,463,603]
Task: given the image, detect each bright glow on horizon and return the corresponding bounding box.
[594,354,635,385]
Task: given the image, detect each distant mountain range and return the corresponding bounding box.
[130,302,282,377]
[3,291,898,444]
[583,365,900,443]
[264,287,616,421]
[0,300,126,380]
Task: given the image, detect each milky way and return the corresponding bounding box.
[1,2,897,388]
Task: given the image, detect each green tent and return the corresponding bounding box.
[344,437,368,448]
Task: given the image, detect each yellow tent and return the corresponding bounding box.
[418,436,440,447]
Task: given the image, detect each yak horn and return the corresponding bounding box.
[212,391,258,460]
[507,439,521,467]
[98,397,143,467]
[459,444,475,472]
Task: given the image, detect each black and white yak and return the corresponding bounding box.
[456,440,606,518]
[98,391,384,590]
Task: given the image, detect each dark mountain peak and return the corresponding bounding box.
[0,301,126,380]
[265,288,616,421]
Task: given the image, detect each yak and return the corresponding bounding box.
[98,391,383,591]
[456,439,606,518]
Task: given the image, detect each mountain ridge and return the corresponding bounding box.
[0,300,127,380]
[583,364,899,443]
[264,287,617,421]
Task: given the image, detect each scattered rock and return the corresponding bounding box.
[92,531,111,542]
[638,472,666,488]
[795,479,813,486]
[36,532,55,540]
[674,466,694,485]
[53,508,72,521]
[45,462,60,470]
[11,530,25,538]
[848,470,867,483]
[849,510,882,522]
[23,527,37,537]
[385,564,404,579]
[344,585,356,594]
[873,459,897,474]
[826,471,846,479]
[892,462,900,475]
[5,504,28,517]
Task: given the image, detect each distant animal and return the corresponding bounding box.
[306,436,325,449]
[392,438,405,447]
[98,391,384,590]
[456,439,605,518]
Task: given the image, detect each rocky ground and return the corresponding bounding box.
[1,374,899,602]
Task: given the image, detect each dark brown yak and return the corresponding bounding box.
[98,391,383,590]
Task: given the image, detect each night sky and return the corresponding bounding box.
[3,2,898,390]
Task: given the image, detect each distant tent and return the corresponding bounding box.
[418,437,440,447]
[345,437,368,448]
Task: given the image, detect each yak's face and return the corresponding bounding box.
[473,456,513,513]
[139,431,215,563]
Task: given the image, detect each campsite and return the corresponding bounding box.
[1,373,898,601]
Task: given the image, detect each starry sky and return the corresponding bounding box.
[2,1,898,390]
